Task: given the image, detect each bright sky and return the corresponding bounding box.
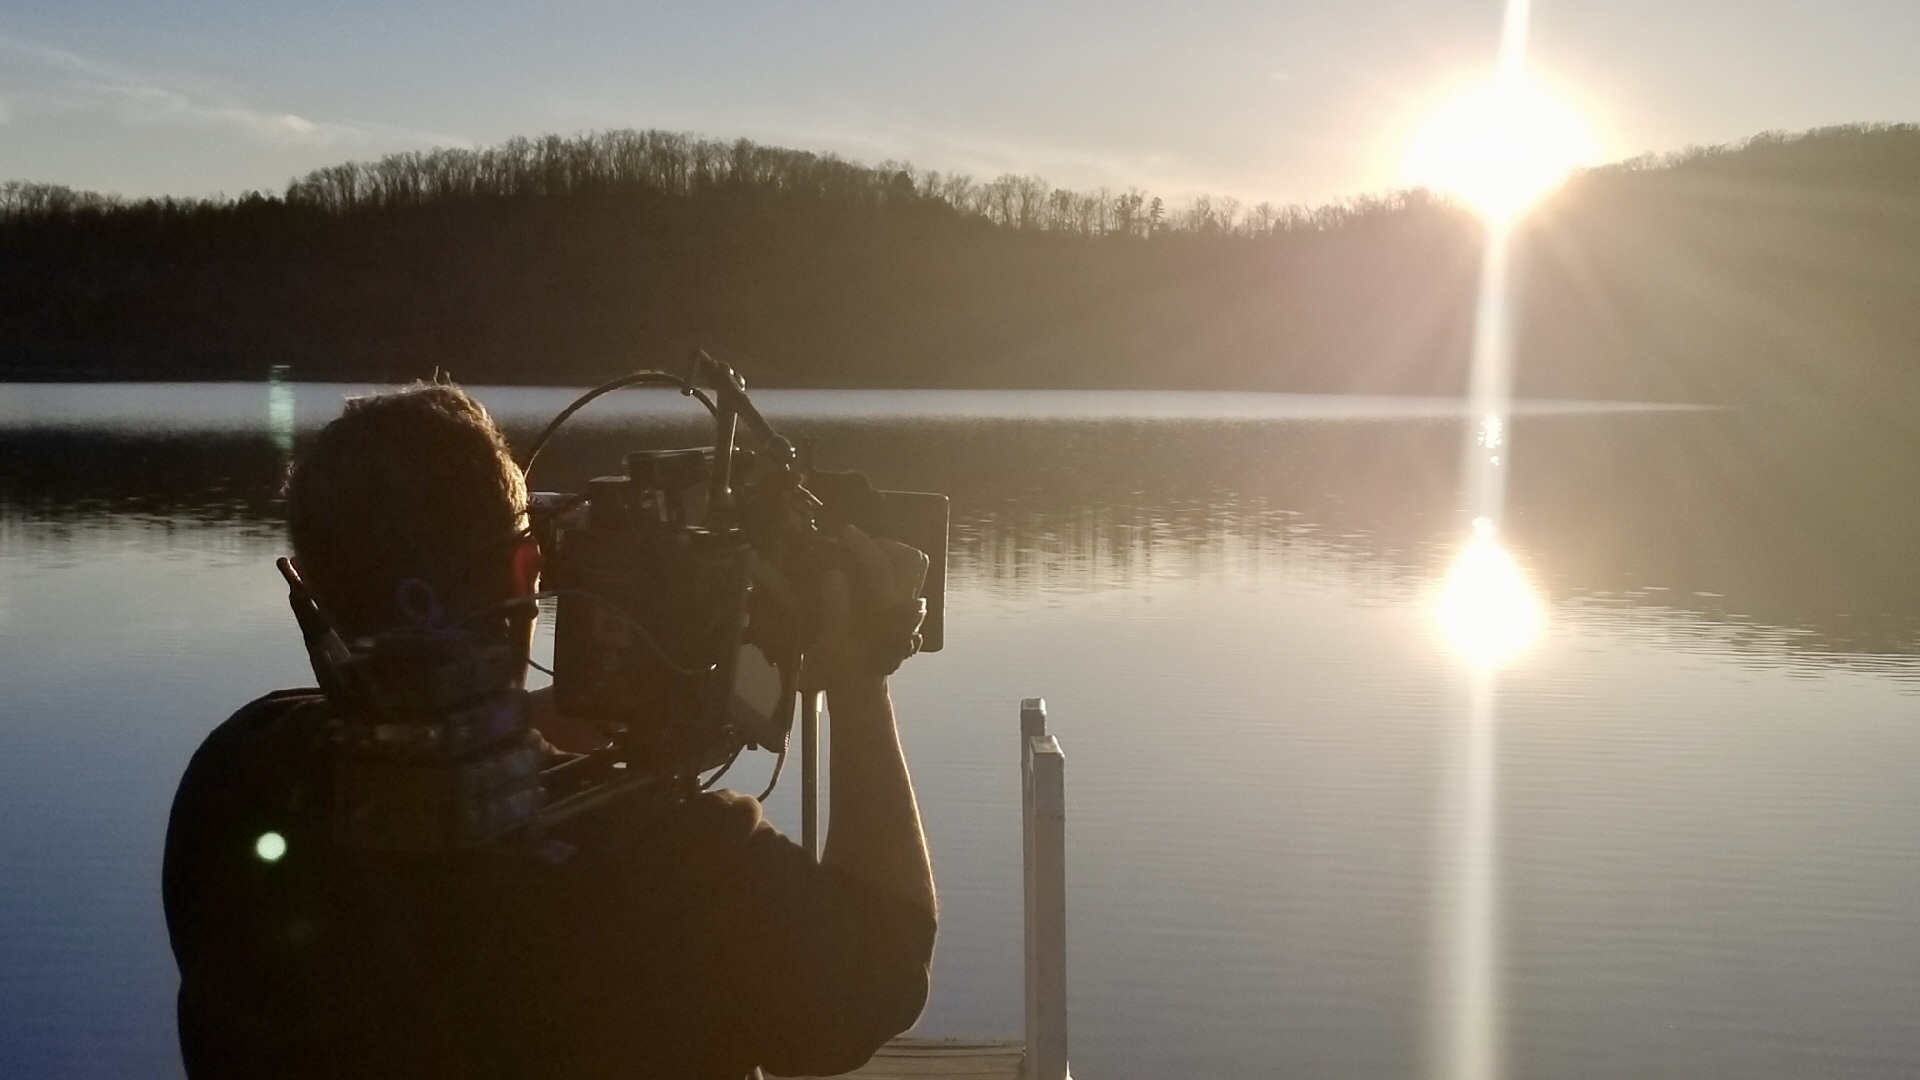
[3,0,1917,204]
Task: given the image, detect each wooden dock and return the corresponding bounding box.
[781,1038,1026,1080]
[784,699,1070,1080]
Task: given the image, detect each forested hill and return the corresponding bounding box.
[3,123,1918,403]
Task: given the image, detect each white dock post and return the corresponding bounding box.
[1022,698,1069,1080]
[800,690,822,860]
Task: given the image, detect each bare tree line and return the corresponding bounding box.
[1593,122,1920,177]
[12,123,1911,239]
[0,182,128,218]
[3,129,1445,238]
[6,122,1918,401]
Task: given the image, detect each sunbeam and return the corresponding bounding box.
[1420,4,1563,1080]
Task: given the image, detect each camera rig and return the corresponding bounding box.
[282,354,947,853]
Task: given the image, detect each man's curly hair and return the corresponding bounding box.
[286,383,528,638]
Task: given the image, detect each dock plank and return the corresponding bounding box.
[778,1038,1024,1080]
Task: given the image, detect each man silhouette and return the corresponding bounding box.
[163,383,936,1079]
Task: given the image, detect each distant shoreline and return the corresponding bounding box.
[8,124,1920,407]
[0,381,1715,436]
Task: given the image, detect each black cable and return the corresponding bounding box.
[459,591,558,621]
[519,370,721,478]
[689,386,719,419]
[700,744,745,791]
[756,744,788,803]
[527,657,556,677]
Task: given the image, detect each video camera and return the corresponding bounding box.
[282,354,948,853]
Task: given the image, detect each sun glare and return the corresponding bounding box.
[1405,75,1598,224]
[1437,519,1544,668]
[254,831,288,863]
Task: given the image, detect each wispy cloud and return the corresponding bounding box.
[536,95,1219,197]
[511,91,1310,205]
[0,35,458,149]
[763,118,1289,205]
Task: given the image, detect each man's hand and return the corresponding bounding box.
[804,525,931,695]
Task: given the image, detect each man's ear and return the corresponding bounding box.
[510,537,543,596]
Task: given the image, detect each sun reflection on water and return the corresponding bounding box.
[1438,518,1544,669]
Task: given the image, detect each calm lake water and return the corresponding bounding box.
[6,382,1920,1079]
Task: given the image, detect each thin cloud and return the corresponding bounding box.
[536,95,1245,200]
[766,118,1295,206]
[0,35,457,149]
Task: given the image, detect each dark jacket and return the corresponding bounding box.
[163,690,935,1079]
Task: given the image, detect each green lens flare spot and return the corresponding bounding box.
[255,831,288,863]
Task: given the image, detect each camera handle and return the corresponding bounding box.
[276,558,360,709]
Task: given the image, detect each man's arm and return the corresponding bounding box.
[820,676,935,917]
[598,528,936,1079]
[813,527,937,921]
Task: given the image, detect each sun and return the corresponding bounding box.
[1404,74,1599,224]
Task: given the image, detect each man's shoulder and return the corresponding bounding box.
[163,689,364,1050]
[211,687,331,741]
[167,689,332,853]
[183,688,330,775]
[170,687,324,812]
[165,688,330,868]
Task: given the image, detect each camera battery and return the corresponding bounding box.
[334,733,546,852]
[350,634,520,713]
[360,691,531,757]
